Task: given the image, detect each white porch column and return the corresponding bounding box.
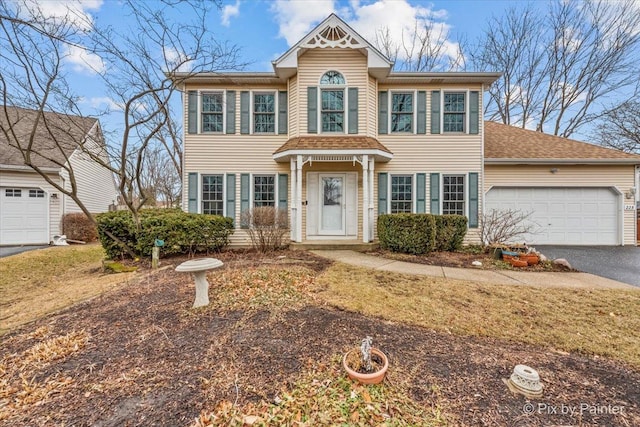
[290,157,297,242]
[368,157,375,242]
[362,155,369,242]
[296,155,303,243]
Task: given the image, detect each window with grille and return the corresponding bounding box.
[391,175,413,213]
[29,189,45,198]
[254,93,275,133]
[443,93,465,133]
[443,175,465,215]
[321,90,344,132]
[391,93,413,132]
[253,175,275,207]
[202,175,224,215]
[201,92,223,132]
[5,189,21,197]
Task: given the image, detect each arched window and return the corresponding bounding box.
[320,70,345,85]
[319,71,345,132]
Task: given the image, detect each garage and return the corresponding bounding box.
[0,187,49,245]
[485,187,620,245]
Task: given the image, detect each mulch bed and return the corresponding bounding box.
[1,250,637,426]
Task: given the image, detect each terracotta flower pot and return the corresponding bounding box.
[342,348,389,384]
[509,258,528,268]
[519,254,539,265]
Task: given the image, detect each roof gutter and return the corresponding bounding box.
[485,158,640,165]
[0,163,60,173]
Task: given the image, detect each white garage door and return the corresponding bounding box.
[0,187,49,245]
[485,187,619,245]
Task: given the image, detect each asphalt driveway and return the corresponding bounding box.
[0,245,49,258]
[536,246,640,287]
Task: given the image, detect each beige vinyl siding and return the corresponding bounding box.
[367,76,377,137]
[289,77,298,137]
[0,170,63,240]
[297,48,368,136]
[485,164,637,246]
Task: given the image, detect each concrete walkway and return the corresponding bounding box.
[311,250,639,291]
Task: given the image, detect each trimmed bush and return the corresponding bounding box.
[62,212,98,242]
[378,213,436,254]
[434,214,468,252]
[96,209,234,259]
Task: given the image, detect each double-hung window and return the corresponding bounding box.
[443,175,465,215]
[390,175,413,213]
[391,93,413,132]
[253,175,275,207]
[202,175,224,215]
[201,92,223,132]
[254,93,275,133]
[320,70,345,133]
[443,93,465,133]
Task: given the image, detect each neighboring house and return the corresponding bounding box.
[172,14,640,247]
[0,106,118,245]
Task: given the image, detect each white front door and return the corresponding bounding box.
[307,172,357,238]
[319,174,345,235]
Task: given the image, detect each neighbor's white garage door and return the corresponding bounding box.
[0,187,49,245]
[485,187,619,245]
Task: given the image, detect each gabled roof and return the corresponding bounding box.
[484,121,640,164]
[272,13,393,80]
[0,106,98,170]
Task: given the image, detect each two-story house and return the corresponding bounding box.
[172,14,639,247]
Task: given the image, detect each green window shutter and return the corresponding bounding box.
[430,172,440,214]
[468,172,479,228]
[278,91,288,135]
[240,173,250,228]
[417,91,427,134]
[278,173,288,210]
[378,172,388,214]
[307,87,317,133]
[416,173,426,213]
[187,91,197,134]
[348,87,358,134]
[226,173,236,222]
[469,91,479,135]
[226,91,236,134]
[378,91,388,134]
[431,91,441,134]
[240,91,250,134]
[188,172,198,213]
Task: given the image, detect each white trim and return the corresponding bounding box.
[485,158,640,165]
[273,149,393,162]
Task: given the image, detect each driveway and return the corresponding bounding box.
[0,245,49,258]
[536,246,640,287]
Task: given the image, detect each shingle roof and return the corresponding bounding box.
[274,136,392,154]
[484,121,640,162]
[0,106,97,169]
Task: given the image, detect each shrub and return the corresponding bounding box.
[62,212,98,242]
[434,214,468,251]
[240,206,289,252]
[377,213,436,254]
[480,209,535,247]
[96,209,234,259]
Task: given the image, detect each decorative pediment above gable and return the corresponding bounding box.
[273,14,393,80]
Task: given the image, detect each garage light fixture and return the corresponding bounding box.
[51,193,58,199]
[549,168,559,174]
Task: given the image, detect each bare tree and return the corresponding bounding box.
[480,209,537,247]
[595,101,640,154]
[0,0,242,235]
[374,17,465,72]
[471,0,640,138]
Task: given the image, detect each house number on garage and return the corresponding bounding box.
[624,205,635,211]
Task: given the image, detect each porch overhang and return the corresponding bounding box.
[272,136,393,163]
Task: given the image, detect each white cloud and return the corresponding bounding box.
[269,0,460,67]
[65,44,105,74]
[164,46,192,72]
[221,0,241,27]
[23,0,102,31]
[88,96,122,111]
[270,0,337,46]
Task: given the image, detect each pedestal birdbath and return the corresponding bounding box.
[175,258,223,308]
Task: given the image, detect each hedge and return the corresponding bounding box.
[96,209,234,259]
[62,212,98,242]
[378,213,436,254]
[378,213,468,254]
[434,214,468,251]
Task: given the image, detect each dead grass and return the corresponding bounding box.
[316,262,640,369]
[0,245,130,334]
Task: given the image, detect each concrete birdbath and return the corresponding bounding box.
[175,258,223,308]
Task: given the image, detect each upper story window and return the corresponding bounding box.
[443,93,465,133]
[320,71,345,133]
[320,70,345,85]
[391,93,413,132]
[254,93,275,133]
[202,92,223,133]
